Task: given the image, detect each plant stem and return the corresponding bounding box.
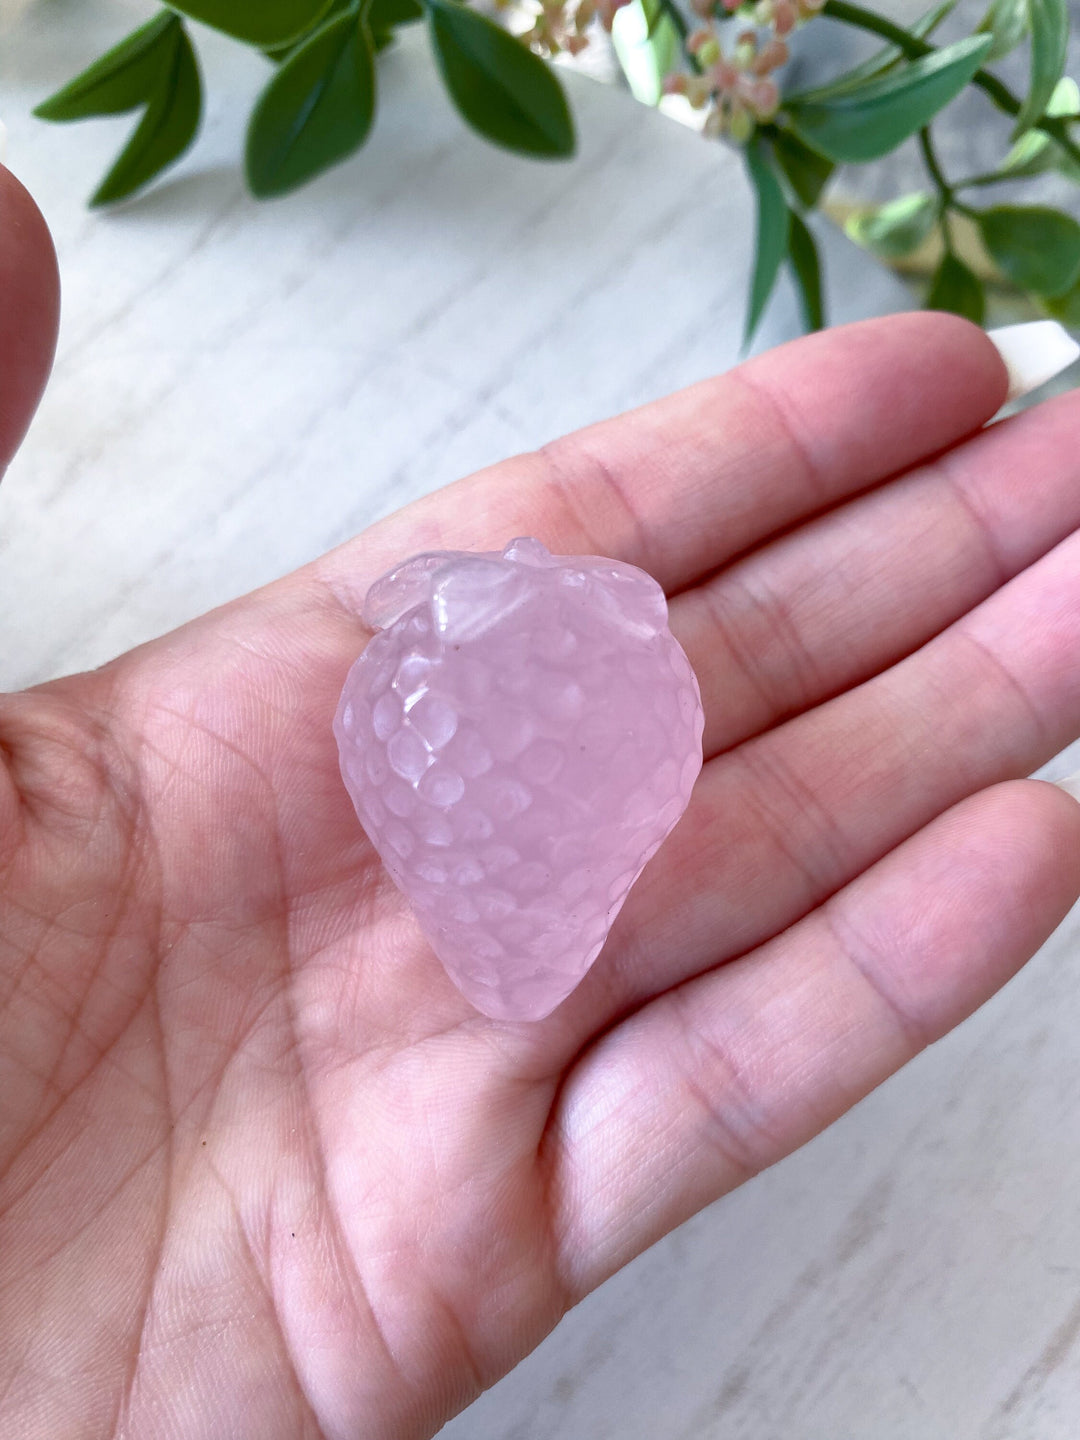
[821,0,1080,166]
[918,126,952,203]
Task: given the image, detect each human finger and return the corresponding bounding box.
[547,779,1080,1300]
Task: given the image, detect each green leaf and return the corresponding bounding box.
[170,0,333,47]
[641,0,665,38]
[772,128,834,208]
[976,204,1080,296]
[996,128,1053,177]
[1041,275,1080,326]
[36,14,203,205]
[34,13,178,119]
[246,11,376,197]
[744,141,789,346]
[1013,0,1069,138]
[787,0,957,99]
[786,34,992,164]
[94,23,201,205]
[369,0,424,23]
[612,0,680,107]
[985,76,1078,178]
[926,252,985,323]
[845,192,937,259]
[787,210,824,332]
[976,0,1028,62]
[425,0,574,158]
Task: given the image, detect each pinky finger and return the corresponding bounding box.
[548,780,1080,1301]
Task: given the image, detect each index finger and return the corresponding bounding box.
[312,312,1008,609]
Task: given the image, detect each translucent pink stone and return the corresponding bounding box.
[334,537,704,1021]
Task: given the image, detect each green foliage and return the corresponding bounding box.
[170,0,333,47]
[246,11,376,197]
[425,0,574,157]
[1013,0,1069,138]
[787,211,824,331]
[976,0,1028,62]
[35,13,202,205]
[976,205,1080,296]
[926,252,985,322]
[744,141,789,345]
[772,128,834,208]
[1041,275,1080,325]
[808,0,957,94]
[845,192,937,258]
[26,0,1080,342]
[787,35,993,163]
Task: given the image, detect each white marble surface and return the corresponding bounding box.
[2,4,1079,1437]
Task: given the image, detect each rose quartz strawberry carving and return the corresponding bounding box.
[334,537,703,1021]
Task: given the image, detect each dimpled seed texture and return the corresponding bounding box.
[334,537,704,1021]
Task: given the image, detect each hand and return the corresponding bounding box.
[3,167,1079,1440]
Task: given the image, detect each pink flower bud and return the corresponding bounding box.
[687,27,713,52]
[691,0,716,14]
[773,0,796,33]
[753,37,788,72]
[709,59,740,91]
[662,71,689,94]
[722,0,743,11]
[751,78,780,117]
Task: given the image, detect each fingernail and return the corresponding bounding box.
[1053,771,1080,803]
[988,321,1080,402]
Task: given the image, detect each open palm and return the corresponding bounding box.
[3,170,1080,1440]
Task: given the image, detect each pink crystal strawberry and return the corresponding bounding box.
[334,537,704,1021]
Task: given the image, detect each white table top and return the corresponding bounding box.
[3,4,1079,1437]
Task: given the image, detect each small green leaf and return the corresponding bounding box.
[986,76,1078,178]
[976,0,1028,62]
[612,0,680,107]
[772,128,834,208]
[93,24,202,205]
[744,141,789,346]
[976,204,1080,296]
[1013,0,1069,138]
[246,11,376,197]
[1041,275,1080,326]
[845,192,937,259]
[170,0,333,47]
[926,252,985,323]
[786,34,992,164]
[786,0,957,100]
[425,0,574,158]
[34,13,178,120]
[641,0,665,38]
[997,128,1054,177]
[787,210,824,332]
[370,0,424,25]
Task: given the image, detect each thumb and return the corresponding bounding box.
[0,162,60,475]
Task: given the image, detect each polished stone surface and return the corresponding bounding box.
[336,539,703,1019]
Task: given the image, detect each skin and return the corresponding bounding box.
[1,164,1079,1440]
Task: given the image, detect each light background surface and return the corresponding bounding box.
[2,4,1080,1435]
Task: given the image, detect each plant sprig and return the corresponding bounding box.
[32,0,1080,342]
